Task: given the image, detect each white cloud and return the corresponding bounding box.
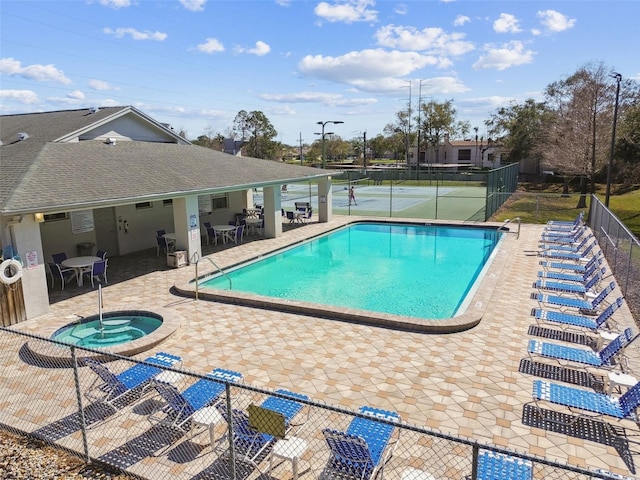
[0,57,72,84]
[103,27,167,41]
[88,79,119,91]
[259,91,377,108]
[314,0,378,24]
[395,4,408,15]
[0,89,39,104]
[420,76,470,95]
[453,15,470,27]
[299,49,443,85]
[97,0,131,8]
[275,0,292,6]
[537,10,576,32]
[67,90,85,100]
[493,13,521,33]
[473,41,535,70]
[375,25,474,56]
[234,41,271,56]
[196,38,225,54]
[179,0,207,12]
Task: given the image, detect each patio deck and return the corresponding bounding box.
[4,215,639,478]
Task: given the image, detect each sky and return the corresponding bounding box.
[1,0,639,147]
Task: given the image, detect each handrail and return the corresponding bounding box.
[194,254,232,300]
[499,217,520,239]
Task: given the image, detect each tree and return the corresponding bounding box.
[417,99,469,163]
[190,127,225,151]
[231,110,278,159]
[614,81,640,183]
[384,107,413,163]
[543,62,616,206]
[485,98,552,169]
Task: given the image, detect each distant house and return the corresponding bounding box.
[0,106,333,320]
[412,135,502,169]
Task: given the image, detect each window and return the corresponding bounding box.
[458,149,471,162]
[135,202,153,210]
[163,199,173,207]
[44,212,68,221]
[212,194,228,211]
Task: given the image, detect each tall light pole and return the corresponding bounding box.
[416,80,427,180]
[317,120,344,169]
[605,72,622,207]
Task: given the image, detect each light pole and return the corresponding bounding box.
[317,120,344,169]
[605,72,622,207]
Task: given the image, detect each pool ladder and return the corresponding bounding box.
[192,252,232,300]
[499,217,521,239]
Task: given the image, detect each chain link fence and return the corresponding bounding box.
[0,327,627,480]
[277,164,520,223]
[589,195,640,327]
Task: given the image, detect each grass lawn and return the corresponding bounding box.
[492,183,640,238]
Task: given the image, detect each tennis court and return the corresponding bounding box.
[263,181,488,221]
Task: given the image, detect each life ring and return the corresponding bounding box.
[0,258,23,285]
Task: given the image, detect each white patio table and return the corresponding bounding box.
[61,256,101,286]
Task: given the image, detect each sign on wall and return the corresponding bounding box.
[70,210,94,234]
[198,195,212,216]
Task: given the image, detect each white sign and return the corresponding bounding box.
[198,195,212,215]
[25,251,38,269]
[70,210,94,234]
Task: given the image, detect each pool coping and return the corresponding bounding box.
[22,305,183,364]
[174,219,514,333]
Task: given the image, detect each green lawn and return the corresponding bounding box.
[492,184,640,238]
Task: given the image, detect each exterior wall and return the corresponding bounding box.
[77,113,183,144]
[3,216,49,319]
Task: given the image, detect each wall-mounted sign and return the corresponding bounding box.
[70,210,94,234]
[198,195,212,216]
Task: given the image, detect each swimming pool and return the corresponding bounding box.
[198,222,503,326]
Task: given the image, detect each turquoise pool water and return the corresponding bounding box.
[51,311,162,348]
[201,222,502,319]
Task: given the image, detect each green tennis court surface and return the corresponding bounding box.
[268,183,488,222]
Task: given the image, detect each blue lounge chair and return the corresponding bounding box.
[540,226,587,244]
[217,389,310,469]
[477,450,532,480]
[527,327,635,370]
[533,281,615,313]
[538,241,597,261]
[539,251,603,273]
[531,296,624,331]
[537,265,604,283]
[544,212,584,231]
[320,406,401,480]
[84,352,182,412]
[150,367,243,432]
[531,379,640,433]
[533,270,603,294]
[539,234,593,253]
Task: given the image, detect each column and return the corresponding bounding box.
[317,177,332,223]
[172,196,202,263]
[262,186,282,239]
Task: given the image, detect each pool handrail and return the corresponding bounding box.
[194,254,232,300]
[499,217,520,239]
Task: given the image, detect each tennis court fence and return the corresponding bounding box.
[0,328,627,480]
[276,164,519,222]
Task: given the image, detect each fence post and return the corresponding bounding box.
[471,443,479,480]
[225,382,237,480]
[71,346,90,462]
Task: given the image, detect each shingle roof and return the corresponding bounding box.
[0,107,328,214]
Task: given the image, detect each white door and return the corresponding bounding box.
[93,207,119,256]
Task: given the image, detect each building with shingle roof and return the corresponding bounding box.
[0,106,333,320]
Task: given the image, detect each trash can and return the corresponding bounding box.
[167,250,187,268]
[77,242,95,256]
